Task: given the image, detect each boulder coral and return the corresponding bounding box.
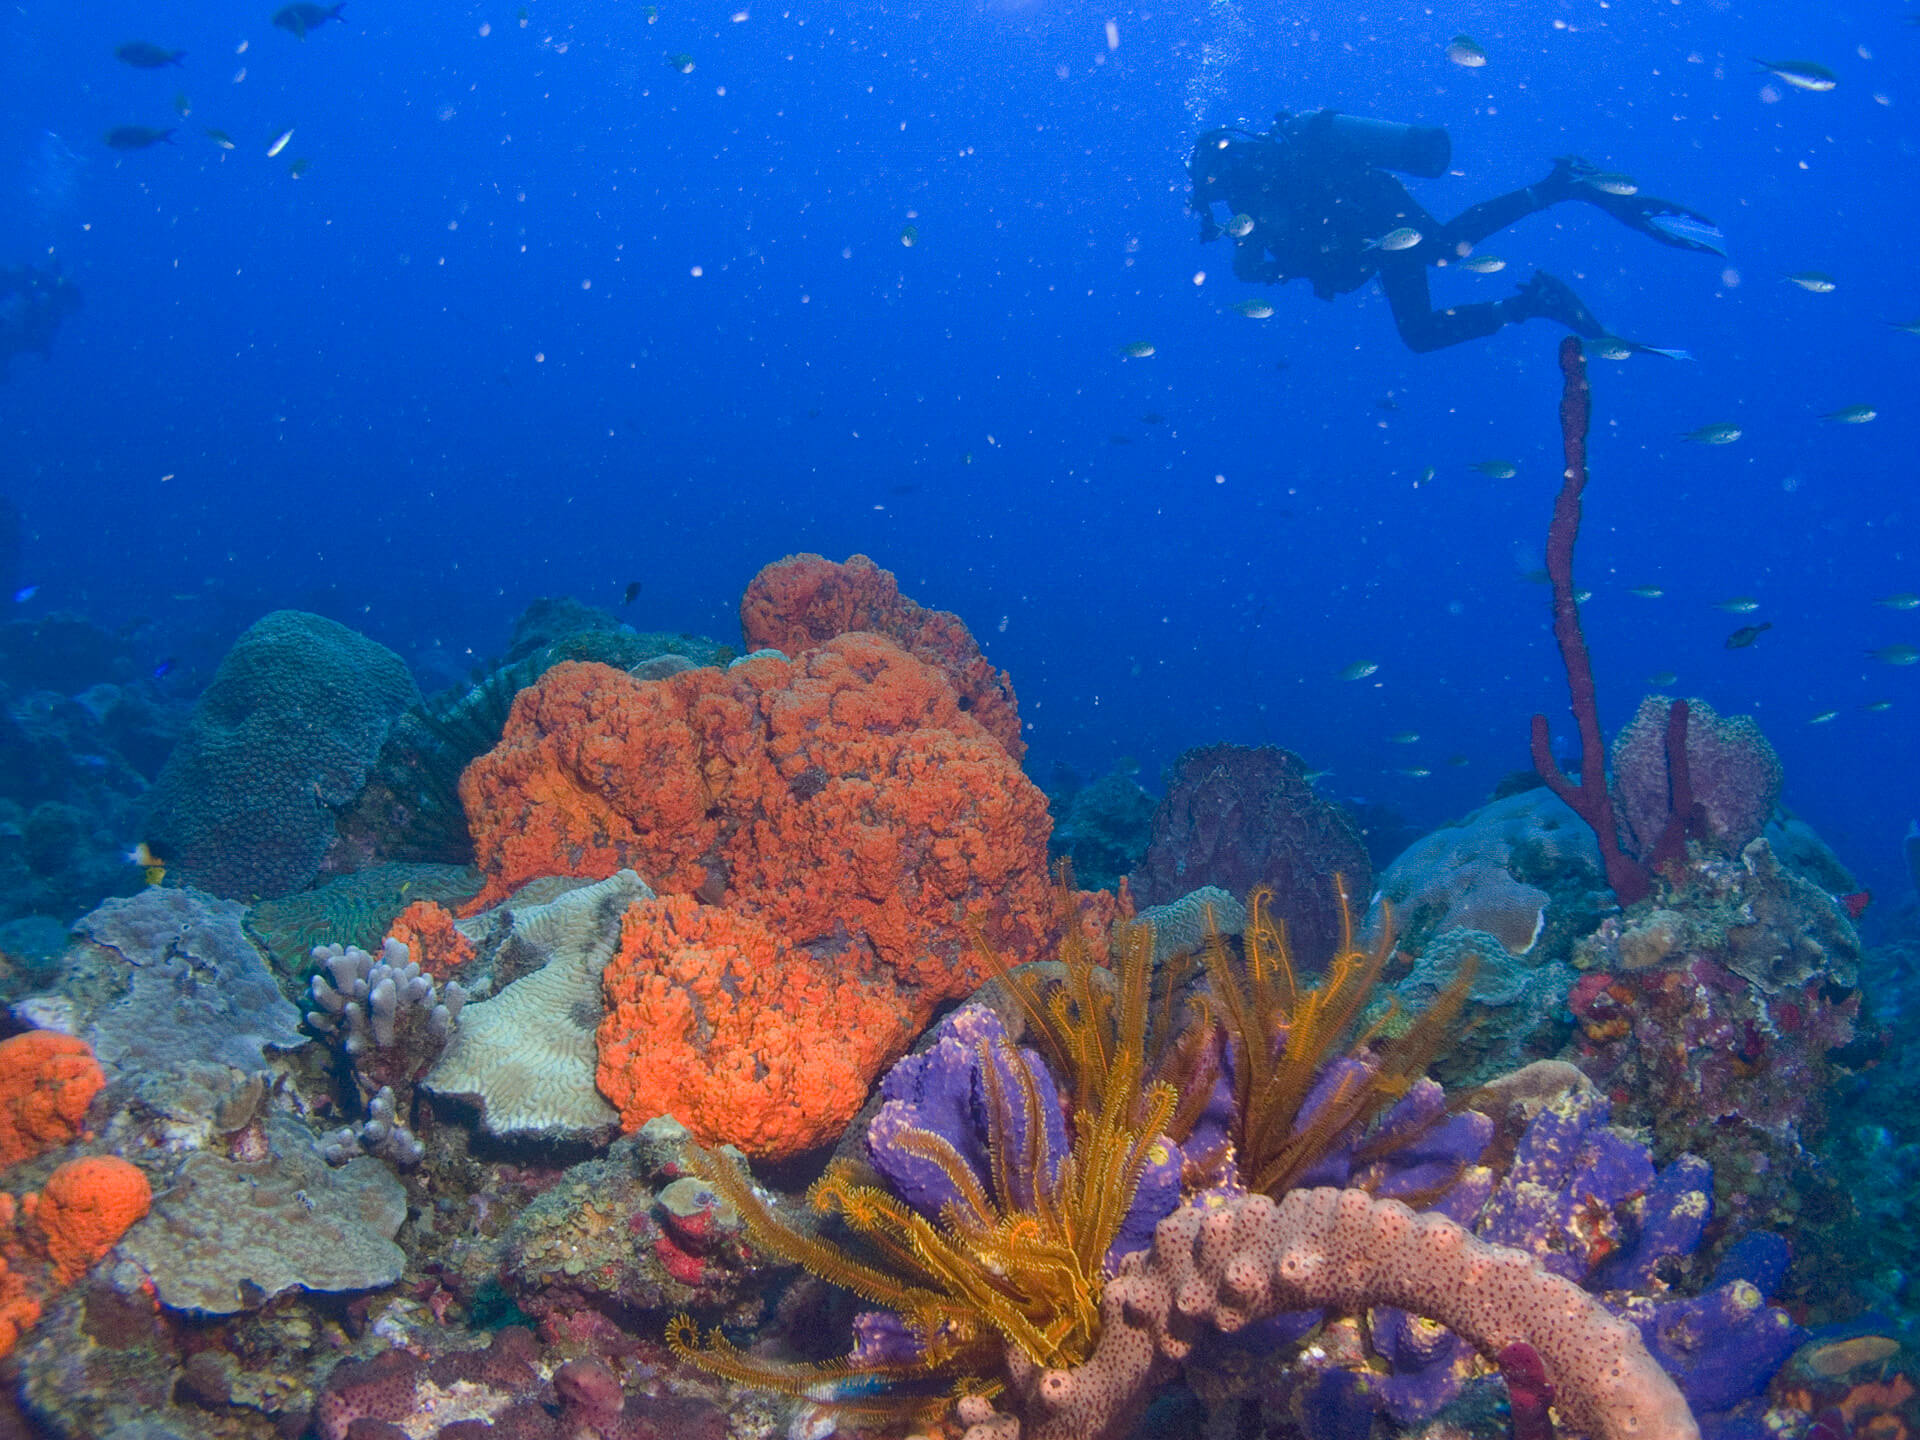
[740,552,1025,759]
[460,634,1057,1018]
[0,1031,104,1169]
[598,895,917,1159]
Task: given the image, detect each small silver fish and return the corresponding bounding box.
[1233,299,1275,319]
[1445,34,1487,67]
[1471,459,1518,479]
[1821,404,1876,424]
[1786,270,1837,293]
[1339,660,1380,681]
[1714,596,1760,613]
[1583,172,1639,196]
[1369,226,1423,252]
[1460,254,1506,274]
[1754,57,1838,91]
[1682,422,1742,445]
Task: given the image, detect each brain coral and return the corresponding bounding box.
[460,634,1056,1019]
[739,552,1025,759]
[146,610,420,900]
[598,894,917,1159]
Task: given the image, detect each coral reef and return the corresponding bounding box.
[1134,742,1369,969]
[1047,764,1156,892]
[146,609,419,900]
[243,859,480,985]
[597,893,917,1159]
[460,635,1057,1024]
[740,551,1025,758]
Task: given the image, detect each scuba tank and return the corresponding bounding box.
[1280,109,1452,178]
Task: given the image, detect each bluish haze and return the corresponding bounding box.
[2,0,1914,893]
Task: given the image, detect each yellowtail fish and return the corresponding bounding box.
[1471,459,1518,479]
[1627,585,1664,599]
[1339,660,1379,681]
[1582,173,1638,196]
[1725,622,1772,649]
[1715,596,1760,613]
[1753,57,1838,91]
[267,127,294,157]
[1868,642,1920,666]
[1368,226,1423,252]
[1786,270,1837,292]
[1118,341,1155,358]
[1873,593,1919,610]
[1225,213,1255,238]
[1460,254,1506,274]
[1682,422,1741,445]
[1234,300,1275,319]
[1445,34,1487,67]
[1822,404,1876,424]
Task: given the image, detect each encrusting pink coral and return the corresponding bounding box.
[962,1187,1699,1440]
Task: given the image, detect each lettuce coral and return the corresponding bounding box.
[739,552,1025,759]
[597,895,916,1159]
[461,634,1056,1020]
[0,1031,104,1170]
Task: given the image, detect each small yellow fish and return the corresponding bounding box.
[1118,341,1156,358]
[1471,459,1518,479]
[1822,404,1876,424]
[1234,299,1275,319]
[1714,596,1760,613]
[267,127,294,157]
[1868,642,1920,666]
[1873,593,1919,610]
[1445,34,1487,67]
[1339,660,1380,681]
[1460,254,1506,274]
[1370,226,1423,252]
[1647,671,1679,687]
[1786,270,1837,292]
[1627,585,1664,599]
[1804,1336,1900,1378]
[1225,212,1255,238]
[1810,711,1839,725]
[1683,422,1742,445]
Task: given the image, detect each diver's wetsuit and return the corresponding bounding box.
[1189,112,1715,353]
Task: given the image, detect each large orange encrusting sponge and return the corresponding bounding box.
[0,1032,106,1170]
[36,1155,152,1285]
[0,1254,39,1359]
[597,896,916,1161]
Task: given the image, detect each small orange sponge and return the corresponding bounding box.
[36,1155,151,1286]
[0,1032,106,1170]
[386,899,476,977]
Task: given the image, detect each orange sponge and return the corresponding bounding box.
[0,1032,105,1170]
[386,900,476,977]
[35,1155,152,1286]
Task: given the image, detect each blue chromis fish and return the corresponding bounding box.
[1821,404,1876,424]
[1753,57,1838,91]
[1445,34,1488,67]
[1339,660,1379,681]
[1367,226,1423,252]
[1682,422,1742,445]
[273,3,346,39]
[1118,341,1155,358]
[105,125,176,149]
[1786,271,1837,293]
[116,41,186,67]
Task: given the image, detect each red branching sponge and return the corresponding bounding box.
[740,553,1025,759]
[461,634,1057,1019]
[0,1031,106,1170]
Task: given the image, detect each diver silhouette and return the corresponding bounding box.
[1188,110,1724,354]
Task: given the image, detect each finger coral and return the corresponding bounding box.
[0,1031,105,1169]
[740,552,1025,759]
[597,895,916,1160]
[461,634,1056,1022]
[34,1154,151,1285]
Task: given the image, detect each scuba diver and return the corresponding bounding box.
[1188,110,1725,354]
[0,261,82,379]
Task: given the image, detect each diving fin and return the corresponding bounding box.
[1588,189,1728,255]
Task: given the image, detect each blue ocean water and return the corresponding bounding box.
[0,0,1913,898]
